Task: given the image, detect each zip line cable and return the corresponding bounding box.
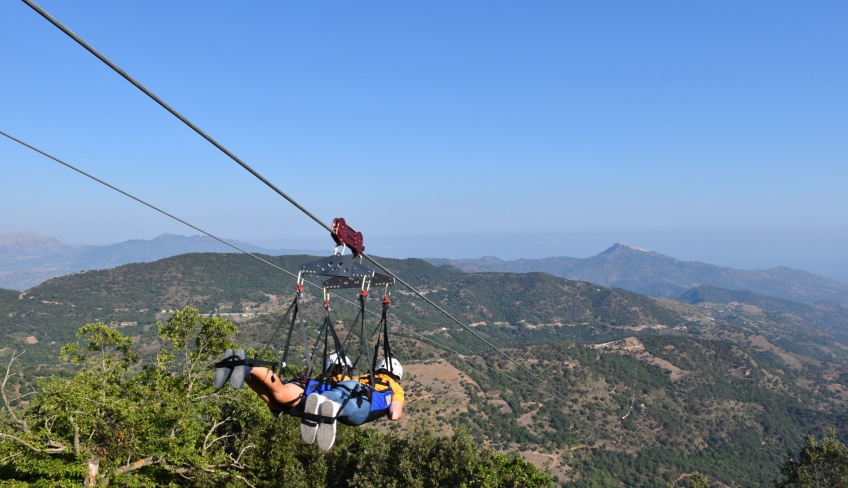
[0,131,290,281]
[0,130,563,402]
[20,0,561,400]
[19,0,327,235]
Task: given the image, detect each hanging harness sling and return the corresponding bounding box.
[317,293,397,426]
[281,270,397,425]
[213,293,303,377]
[216,218,398,425]
[359,295,399,423]
[277,303,358,423]
[273,229,384,423]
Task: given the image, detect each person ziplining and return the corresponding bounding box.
[1,126,569,420]
[15,0,570,406]
[215,352,404,450]
[212,219,405,450]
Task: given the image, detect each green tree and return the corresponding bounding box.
[155,307,237,396]
[668,472,710,488]
[778,429,848,488]
[1,307,552,487]
[0,310,252,486]
[0,321,146,485]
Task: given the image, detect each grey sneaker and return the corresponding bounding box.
[213,349,235,390]
[301,393,324,444]
[229,350,247,389]
[317,398,341,451]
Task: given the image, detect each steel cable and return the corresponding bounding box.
[19,0,562,399]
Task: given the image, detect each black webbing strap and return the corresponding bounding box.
[279,297,299,373]
[360,294,375,390]
[306,312,330,376]
[321,315,329,375]
[213,295,299,371]
[311,305,351,380]
[371,342,379,375]
[297,294,312,377]
[327,312,353,378]
[351,315,386,373]
[279,293,310,377]
[257,295,298,361]
[326,308,347,370]
[279,408,337,424]
[214,356,280,368]
[381,300,393,361]
[372,299,392,373]
[339,305,364,359]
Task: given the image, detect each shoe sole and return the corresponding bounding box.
[301,393,323,444]
[213,349,234,390]
[230,350,247,389]
[317,399,340,451]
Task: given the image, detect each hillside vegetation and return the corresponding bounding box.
[679,284,848,343]
[2,253,848,486]
[0,313,550,487]
[0,253,686,364]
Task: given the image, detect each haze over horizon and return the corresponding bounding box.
[3,229,847,287]
[2,2,847,282]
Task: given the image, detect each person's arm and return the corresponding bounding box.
[388,400,403,420]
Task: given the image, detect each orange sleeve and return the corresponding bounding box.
[390,379,404,405]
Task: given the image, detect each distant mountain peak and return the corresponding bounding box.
[0,232,322,291]
[477,255,505,264]
[152,233,190,241]
[0,231,76,258]
[424,243,848,307]
[0,231,71,248]
[601,242,652,255]
[617,243,650,252]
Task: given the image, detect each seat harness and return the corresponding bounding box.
[214,218,397,425]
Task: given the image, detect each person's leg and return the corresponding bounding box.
[301,376,348,444]
[302,379,354,444]
[336,395,371,425]
[245,367,304,411]
[317,382,372,450]
[320,380,357,405]
[301,391,325,444]
[319,381,371,425]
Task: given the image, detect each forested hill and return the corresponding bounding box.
[0,252,686,363]
[679,284,848,341]
[427,243,848,306]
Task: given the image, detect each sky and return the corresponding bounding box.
[1,1,847,282]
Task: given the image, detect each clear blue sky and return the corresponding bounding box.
[2,1,847,282]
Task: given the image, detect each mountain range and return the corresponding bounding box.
[426,243,848,307]
[0,231,318,291]
[6,232,848,312]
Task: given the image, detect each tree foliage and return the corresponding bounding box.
[778,429,848,488]
[0,308,551,487]
[667,472,710,488]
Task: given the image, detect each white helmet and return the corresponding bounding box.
[376,357,403,380]
[325,352,352,371]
